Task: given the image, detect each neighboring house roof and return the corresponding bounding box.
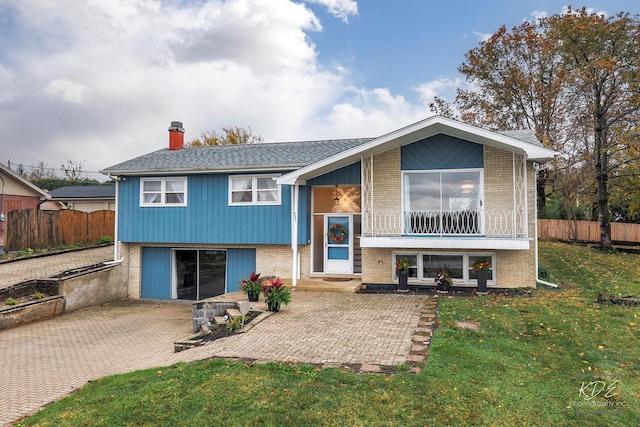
[0,163,50,199]
[278,116,559,185]
[48,185,115,200]
[101,138,374,176]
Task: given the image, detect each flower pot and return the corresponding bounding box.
[476,270,489,294]
[398,272,408,290]
[247,292,259,302]
[267,301,280,312]
[436,281,448,293]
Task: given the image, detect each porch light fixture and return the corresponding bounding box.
[333,185,340,205]
[461,180,475,194]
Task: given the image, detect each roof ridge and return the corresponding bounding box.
[180,137,375,149]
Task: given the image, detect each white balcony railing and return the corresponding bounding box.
[363,210,527,238]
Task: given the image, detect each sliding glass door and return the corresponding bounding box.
[173,249,226,300]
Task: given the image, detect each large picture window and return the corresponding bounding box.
[403,169,482,234]
[393,252,494,284]
[229,175,280,205]
[140,177,187,206]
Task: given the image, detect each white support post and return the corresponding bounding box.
[291,183,299,288]
[512,151,517,238]
[523,154,529,236]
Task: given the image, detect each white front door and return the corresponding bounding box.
[325,215,352,274]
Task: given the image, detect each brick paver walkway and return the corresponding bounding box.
[0,292,433,426]
[0,247,438,425]
[187,292,428,366]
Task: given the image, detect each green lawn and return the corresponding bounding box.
[17,242,639,426]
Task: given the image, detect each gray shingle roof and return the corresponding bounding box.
[101,138,374,175]
[497,130,541,146]
[49,185,116,199]
[101,125,544,176]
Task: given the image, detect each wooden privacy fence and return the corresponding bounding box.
[538,219,640,244]
[5,209,115,252]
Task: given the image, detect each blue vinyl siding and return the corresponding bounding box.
[297,185,311,244]
[308,162,361,185]
[141,247,171,299]
[227,248,256,292]
[118,174,292,244]
[402,135,483,170]
[140,247,256,299]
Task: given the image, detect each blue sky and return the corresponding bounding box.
[1,1,638,180]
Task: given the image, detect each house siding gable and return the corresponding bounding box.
[118,174,293,244]
[401,134,483,170]
[307,162,361,185]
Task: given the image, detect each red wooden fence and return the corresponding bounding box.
[5,209,115,252]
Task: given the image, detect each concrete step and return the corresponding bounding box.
[293,278,362,293]
[213,315,228,325]
[225,308,243,319]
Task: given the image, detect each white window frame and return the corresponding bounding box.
[140,177,187,207]
[402,168,484,235]
[228,174,281,206]
[393,251,496,285]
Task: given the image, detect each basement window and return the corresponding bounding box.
[140,177,187,207]
[393,251,495,284]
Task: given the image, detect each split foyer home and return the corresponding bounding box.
[101,116,556,300]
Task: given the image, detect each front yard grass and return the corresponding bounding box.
[17,241,639,426]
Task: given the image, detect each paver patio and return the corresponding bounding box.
[0,291,431,426]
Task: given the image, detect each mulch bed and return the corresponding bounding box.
[1,293,55,309]
[596,293,639,307]
[194,311,262,343]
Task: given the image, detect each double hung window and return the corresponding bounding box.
[229,175,280,205]
[140,177,187,206]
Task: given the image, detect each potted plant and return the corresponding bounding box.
[395,258,410,291]
[261,276,291,312]
[434,268,451,293]
[472,260,491,294]
[240,272,262,302]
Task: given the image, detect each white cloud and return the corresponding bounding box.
[472,31,492,43]
[313,87,429,138]
[530,10,548,22]
[0,0,431,179]
[414,77,464,105]
[306,0,358,23]
[43,79,95,104]
[169,0,322,71]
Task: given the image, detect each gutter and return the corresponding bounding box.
[100,165,301,177]
[533,162,558,288]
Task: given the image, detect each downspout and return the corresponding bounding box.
[533,162,558,288]
[104,174,123,265]
[0,173,5,220]
[0,173,5,249]
[291,182,299,288]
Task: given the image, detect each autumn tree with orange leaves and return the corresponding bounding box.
[433,7,640,250]
[187,126,263,146]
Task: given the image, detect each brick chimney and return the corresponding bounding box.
[168,121,185,150]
